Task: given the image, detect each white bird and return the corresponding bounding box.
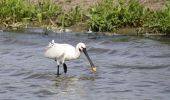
[44,40,96,76]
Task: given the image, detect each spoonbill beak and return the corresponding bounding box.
[83,48,96,72]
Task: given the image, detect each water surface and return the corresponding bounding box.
[0,29,170,100]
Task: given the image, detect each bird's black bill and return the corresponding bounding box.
[83,48,95,68]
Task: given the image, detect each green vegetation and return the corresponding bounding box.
[0,0,62,27]
[0,0,170,35]
[57,6,85,27]
[88,0,170,34]
[0,0,83,28]
[88,0,145,32]
[143,3,170,33]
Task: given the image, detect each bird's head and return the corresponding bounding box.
[77,42,86,52]
[77,42,96,73]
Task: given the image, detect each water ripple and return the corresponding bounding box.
[1,32,170,100]
[33,89,56,97]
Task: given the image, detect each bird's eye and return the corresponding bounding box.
[79,47,84,51]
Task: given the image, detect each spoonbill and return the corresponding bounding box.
[44,40,96,76]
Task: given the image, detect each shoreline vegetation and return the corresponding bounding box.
[0,0,170,35]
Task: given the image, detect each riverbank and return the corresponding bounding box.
[0,0,170,35]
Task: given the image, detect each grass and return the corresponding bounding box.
[88,0,170,34]
[88,0,146,32]
[0,0,62,27]
[143,3,170,33]
[0,0,84,28]
[57,6,85,27]
[0,0,170,35]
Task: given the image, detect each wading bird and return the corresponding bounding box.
[44,40,96,76]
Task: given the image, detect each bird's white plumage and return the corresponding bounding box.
[44,40,97,74]
[44,40,82,63]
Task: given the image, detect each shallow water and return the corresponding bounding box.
[0,29,170,100]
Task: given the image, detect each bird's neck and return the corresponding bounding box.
[74,46,81,59]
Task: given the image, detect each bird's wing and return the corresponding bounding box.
[44,43,65,59]
[60,44,78,60]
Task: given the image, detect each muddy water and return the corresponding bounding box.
[0,29,170,100]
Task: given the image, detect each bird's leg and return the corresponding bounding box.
[63,63,67,74]
[57,65,60,76]
[56,59,61,76]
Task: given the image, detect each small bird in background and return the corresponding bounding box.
[44,40,96,76]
